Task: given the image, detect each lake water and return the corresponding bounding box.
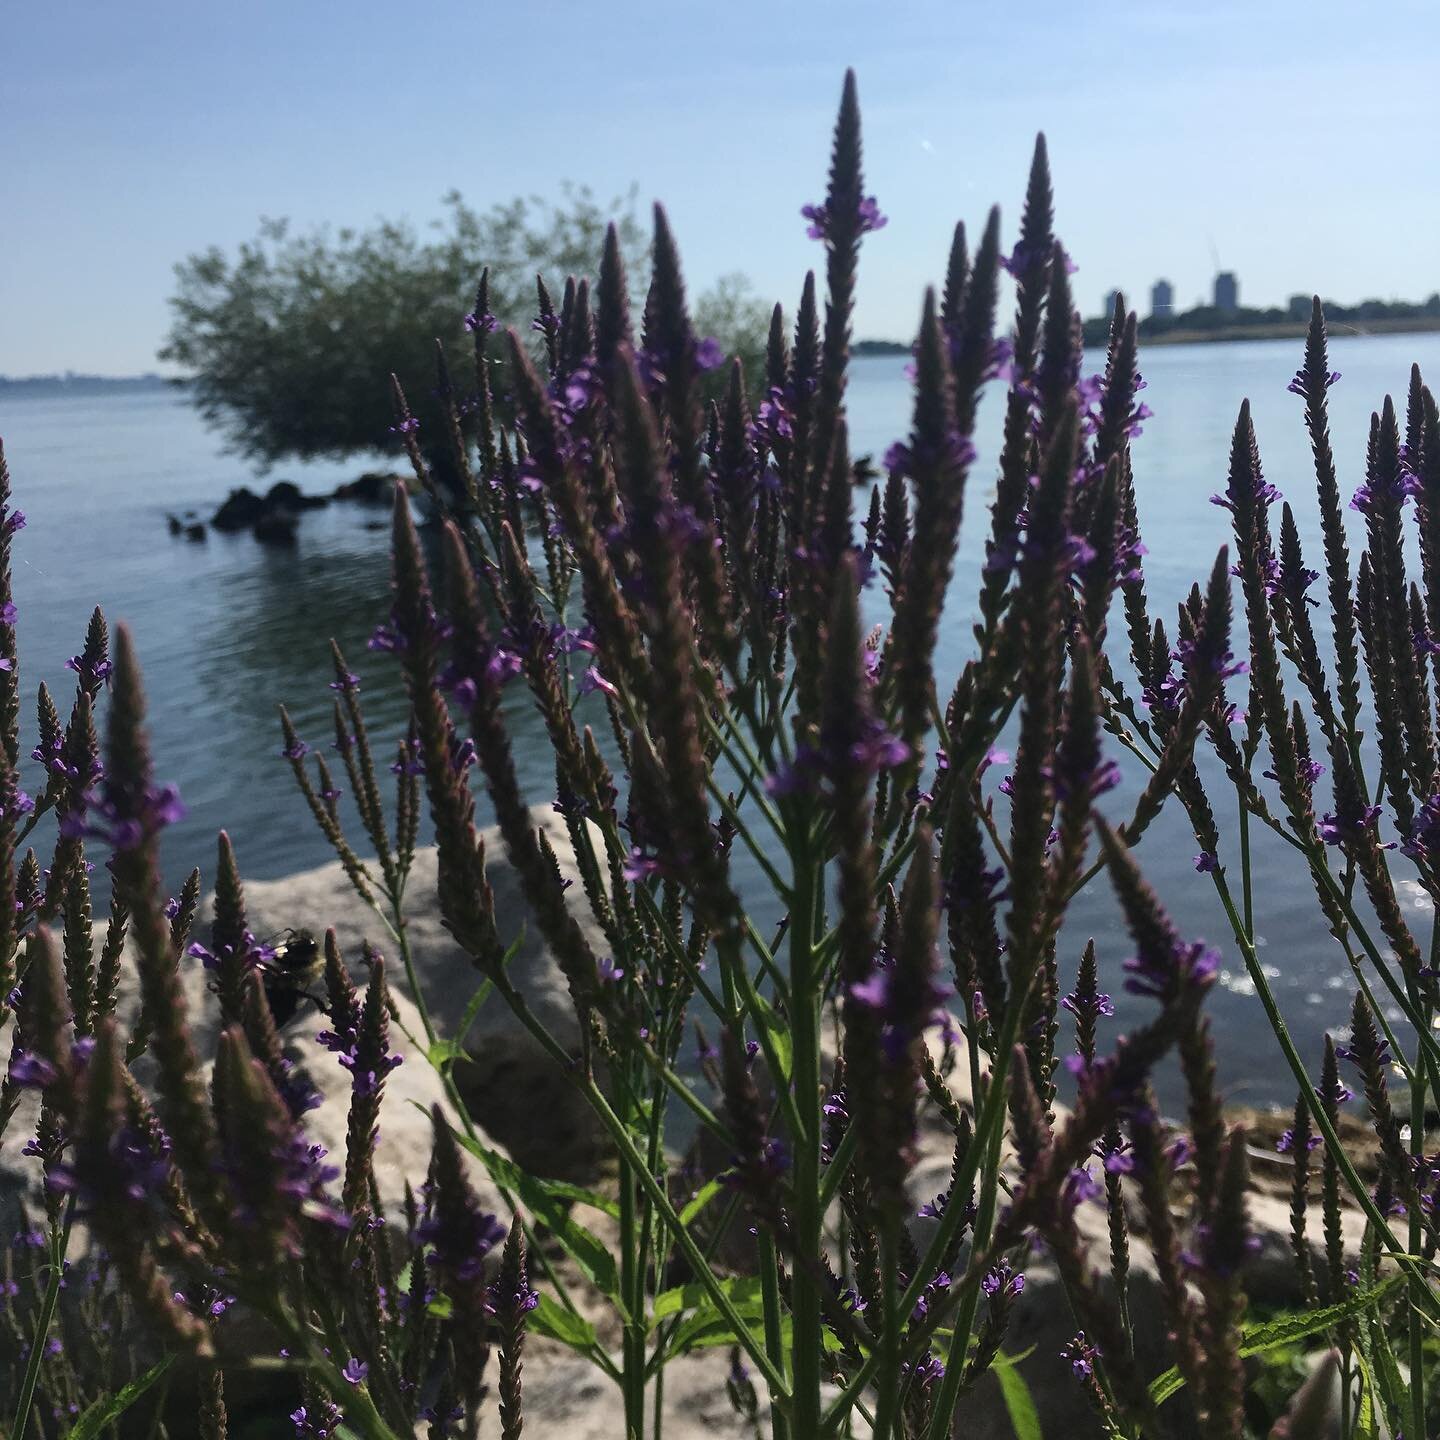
[3,331,1439,1106]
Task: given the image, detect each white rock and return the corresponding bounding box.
[231,806,611,1179]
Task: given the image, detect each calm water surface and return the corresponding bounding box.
[3,331,1438,1105]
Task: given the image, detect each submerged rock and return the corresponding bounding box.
[210,486,268,531]
[332,471,402,506]
[252,510,299,546]
[265,479,328,511]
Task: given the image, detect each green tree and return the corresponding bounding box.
[693,272,772,396]
[160,187,651,467]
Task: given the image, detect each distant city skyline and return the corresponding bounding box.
[4,1,1440,375]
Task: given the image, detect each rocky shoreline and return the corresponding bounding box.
[0,809,1384,1437]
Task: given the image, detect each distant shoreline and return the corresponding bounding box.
[1131,314,1440,347]
[0,373,181,397]
[8,315,1440,392]
[856,315,1440,356]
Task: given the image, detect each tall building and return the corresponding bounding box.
[1150,278,1174,318]
[1214,271,1239,314]
[1104,288,1123,318]
[1288,293,1311,320]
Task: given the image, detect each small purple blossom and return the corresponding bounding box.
[1287,368,1340,396]
[1062,1332,1101,1380]
[1276,1128,1321,1156]
[291,1400,342,1438]
[801,194,888,242]
[9,1049,59,1090]
[980,1260,1024,1300]
[1320,803,1383,848]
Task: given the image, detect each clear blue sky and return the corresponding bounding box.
[4,0,1438,375]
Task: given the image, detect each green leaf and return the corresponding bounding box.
[1353,1350,1380,1440]
[678,1178,723,1227]
[1368,1316,1407,1423]
[652,1276,764,1328]
[453,1130,625,1314]
[525,1178,620,1219]
[426,1038,466,1071]
[424,936,522,1065]
[529,1292,599,1351]
[67,1355,174,1440]
[748,992,792,1084]
[1149,1275,1403,1406]
[992,1350,1042,1440]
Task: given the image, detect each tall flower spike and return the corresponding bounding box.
[424,1107,503,1415]
[1318,1036,1346,1304]
[93,873,129,1023]
[212,1026,311,1259]
[278,704,374,904]
[1415,387,1440,691]
[594,223,633,376]
[18,926,71,1101]
[647,204,734,662]
[1296,299,1362,743]
[1346,990,1414,1207]
[851,824,946,1220]
[1195,1130,1252,1438]
[343,954,401,1215]
[70,606,112,702]
[719,1026,785,1230]
[888,288,969,767]
[67,1021,213,1354]
[949,205,1002,435]
[440,521,601,1013]
[809,70,868,510]
[389,494,506,973]
[209,831,253,1025]
[0,441,21,768]
[1035,238,1081,449]
[611,349,734,930]
[469,268,499,484]
[1282,1086,1318,1303]
[939,220,968,335]
[492,1219,536,1440]
[61,857,95,1037]
[1004,404,1079,986]
[105,625,221,1220]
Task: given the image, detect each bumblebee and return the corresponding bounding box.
[256,927,325,1026]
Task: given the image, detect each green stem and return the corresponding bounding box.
[787,826,825,1438]
[584,1081,792,1402]
[758,1236,791,1440]
[619,1138,646,1439]
[1209,872,1437,1297]
[11,1200,75,1440]
[869,1231,902,1440]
